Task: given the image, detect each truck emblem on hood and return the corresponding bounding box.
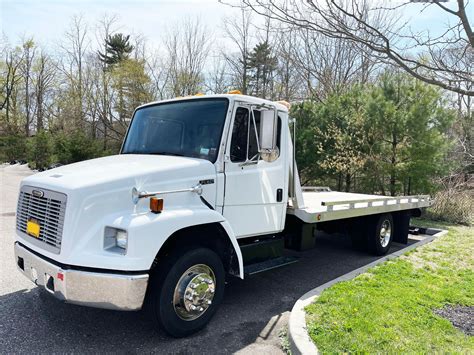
[32,189,44,198]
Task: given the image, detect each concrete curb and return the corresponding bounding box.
[288,229,448,355]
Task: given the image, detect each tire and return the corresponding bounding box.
[148,247,225,337]
[368,213,394,256]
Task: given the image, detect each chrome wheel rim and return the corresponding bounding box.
[379,220,392,247]
[173,264,216,321]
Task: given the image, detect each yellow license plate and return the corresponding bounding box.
[27,220,40,238]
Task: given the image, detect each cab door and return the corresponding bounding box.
[223,105,287,238]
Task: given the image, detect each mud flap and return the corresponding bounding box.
[393,211,410,244]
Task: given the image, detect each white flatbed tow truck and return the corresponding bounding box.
[13,94,431,337]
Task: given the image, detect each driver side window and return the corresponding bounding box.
[230,107,263,163]
[230,107,249,162]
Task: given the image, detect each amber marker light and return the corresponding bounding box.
[150,197,164,213]
[276,100,291,109]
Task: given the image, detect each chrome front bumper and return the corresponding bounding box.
[14,243,149,311]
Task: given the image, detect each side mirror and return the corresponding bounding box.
[259,109,279,162]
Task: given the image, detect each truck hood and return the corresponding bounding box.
[22,154,216,192]
[17,154,220,268]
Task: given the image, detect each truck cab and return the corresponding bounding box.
[14,94,430,337]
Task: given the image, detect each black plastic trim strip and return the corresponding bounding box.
[200,196,215,210]
[16,242,149,275]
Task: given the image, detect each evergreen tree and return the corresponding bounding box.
[98,33,134,67]
[292,87,367,191]
[366,72,454,195]
[248,41,277,98]
[28,130,52,170]
[291,74,454,195]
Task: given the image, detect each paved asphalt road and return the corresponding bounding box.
[0,163,427,354]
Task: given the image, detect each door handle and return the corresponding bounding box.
[238,160,258,167]
[276,188,283,202]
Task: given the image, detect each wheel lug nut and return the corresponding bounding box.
[199,307,204,312]
[190,305,197,311]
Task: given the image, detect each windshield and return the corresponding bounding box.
[121,98,229,163]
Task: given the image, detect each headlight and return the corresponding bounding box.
[104,227,128,254]
[115,230,128,249]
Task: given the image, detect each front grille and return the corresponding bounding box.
[16,186,67,254]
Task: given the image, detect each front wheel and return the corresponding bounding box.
[148,248,225,337]
[368,213,394,256]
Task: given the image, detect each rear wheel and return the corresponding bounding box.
[148,248,225,337]
[368,213,394,255]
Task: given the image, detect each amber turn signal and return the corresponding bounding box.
[150,197,164,213]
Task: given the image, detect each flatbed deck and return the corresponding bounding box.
[288,189,431,223]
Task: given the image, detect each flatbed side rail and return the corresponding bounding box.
[321,195,431,212]
[301,186,332,192]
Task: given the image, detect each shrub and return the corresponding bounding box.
[427,189,474,226]
[0,135,29,162]
[28,131,52,170]
[54,131,104,164]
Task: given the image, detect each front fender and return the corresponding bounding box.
[124,207,243,277]
[217,219,244,279]
[48,206,244,277]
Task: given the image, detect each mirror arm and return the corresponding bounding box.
[250,108,261,151]
[132,183,203,204]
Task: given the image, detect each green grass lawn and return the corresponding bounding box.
[305,219,474,353]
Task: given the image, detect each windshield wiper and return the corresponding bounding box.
[122,151,186,157]
[151,151,186,157]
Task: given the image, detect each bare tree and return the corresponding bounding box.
[33,50,56,131]
[205,54,231,94]
[131,33,147,61]
[222,8,253,94]
[453,89,473,172]
[59,14,90,126]
[273,27,300,100]
[94,14,119,147]
[1,45,24,133]
[292,29,380,100]
[20,38,36,136]
[165,17,211,96]
[146,51,171,100]
[240,0,474,96]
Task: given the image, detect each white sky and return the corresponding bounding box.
[1,0,241,52]
[1,0,472,53]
